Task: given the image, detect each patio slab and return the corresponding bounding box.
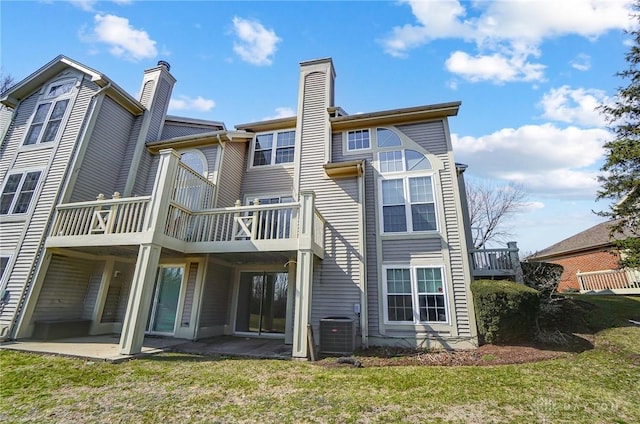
[172,336,292,359]
[0,335,186,363]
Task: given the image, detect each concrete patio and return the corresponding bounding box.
[0,335,292,363]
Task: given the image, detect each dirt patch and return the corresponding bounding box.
[318,342,576,368]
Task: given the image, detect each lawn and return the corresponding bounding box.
[1,295,639,423]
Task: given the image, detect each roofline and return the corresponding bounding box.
[1,55,144,115]
[330,101,461,130]
[235,116,297,132]
[529,242,615,261]
[165,115,226,130]
[146,130,253,152]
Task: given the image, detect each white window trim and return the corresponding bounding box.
[178,149,208,176]
[20,78,77,148]
[0,167,45,218]
[146,263,187,337]
[249,129,296,169]
[382,265,450,325]
[375,127,403,149]
[378,173,439,234]
[343,128,372,153]
[243,193,295,205]
[0,252,13,289]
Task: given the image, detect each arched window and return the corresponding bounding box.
[180,150,207,176]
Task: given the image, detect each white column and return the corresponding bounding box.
[292,191,315,359]
[119,243,161,355]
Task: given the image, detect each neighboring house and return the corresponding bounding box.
[529,220,640,294]
[0,55,518,359]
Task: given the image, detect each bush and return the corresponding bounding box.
[521,261,563,298]
[471,280,540,344]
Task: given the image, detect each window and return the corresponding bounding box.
[378,149,436,233]
[23,79,75,146]
[384,266,447,324]
[180,150,207,175]
[380,176,436,232]
[252,130,295,167]
[346,129,370,151]
[0,170,42,215]
[377,128,402,148]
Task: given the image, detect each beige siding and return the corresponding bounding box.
[14,148,52,169]
[381,238,443,262]
[71,96,136,201]
[0,77,94,325]
[397,121,448,155]
[241,166,294,199]
[32,255,98,321]
[180,262,198,327]
[199,261,232,327]
[216,142,246,207]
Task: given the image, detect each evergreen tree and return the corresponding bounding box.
[597,3,640,268]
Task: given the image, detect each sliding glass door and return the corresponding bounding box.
[147,266,184,335]
[236,271,288,336]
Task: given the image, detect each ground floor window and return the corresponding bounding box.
[383,266,448,324]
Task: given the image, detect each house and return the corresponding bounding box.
[529,220,640,294]
[0,55,519,359]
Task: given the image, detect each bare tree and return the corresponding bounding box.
[0,72,14,95]
[466,180,528,248]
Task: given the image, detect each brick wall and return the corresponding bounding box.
[546,248,620,292]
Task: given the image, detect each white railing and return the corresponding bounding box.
[164,202,300,243]
[313,209,326,250]
[51,196,151,237]
[172,162,216,210]
[577,268,640,294]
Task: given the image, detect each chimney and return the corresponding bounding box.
[138,60,176,142]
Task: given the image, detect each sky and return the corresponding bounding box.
[0,0,635,255]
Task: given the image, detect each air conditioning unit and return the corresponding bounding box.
[319,317,356,355]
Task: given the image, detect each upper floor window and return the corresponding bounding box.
[252,130,295,167]
[180,150,207,176]
[378,149,436,233]
[0,170,42,215]
[23,79,75,146]
[377,128,402,148]
[346,129,370,151]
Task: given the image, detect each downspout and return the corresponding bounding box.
[357,162,368,347]
[9,78,106,339]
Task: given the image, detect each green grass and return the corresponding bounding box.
[1,295,639,423]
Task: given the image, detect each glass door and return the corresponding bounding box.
[236,271,288,335]
[147,266,184,335]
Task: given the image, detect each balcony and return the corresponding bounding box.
[46,149,325,257]
[469,242,524,283]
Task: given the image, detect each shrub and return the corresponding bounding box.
[521,261,563,298]
[471,280,540,344]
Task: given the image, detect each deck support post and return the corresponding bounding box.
[119,243,161,355]
[292,191,315,359]
[507,241,524,284]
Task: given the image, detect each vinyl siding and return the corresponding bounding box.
[14,148,52,169]
[298,71,362,335]
[180,262,198,327]
[0,76,94,325]
[146,79,171,142]
[381,238,443,262]
[216,142,246,207]
[32,255,99,321]
[161,124,217,139]
[0,92,38,183]
[202,145,219,176]
[397,121,471,337]
[70,96,136,201]
[142,151,160,195]
[115,115,144,194]
[101,262,134,323]
[241,166,294,200]
[199,261,232,327]
[81,263,105,320]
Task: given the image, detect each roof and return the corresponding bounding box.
[530,220,635,260]
[146,129,253,153]
[0,54,144,115]
[330,102,461,130]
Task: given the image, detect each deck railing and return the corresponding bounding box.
[577,268,640,294]
[51,195,152,237]
[164,202,301,243]
[469,242,523,283]
[172,162,216,210]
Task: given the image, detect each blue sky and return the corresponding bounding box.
[1,0,634,254]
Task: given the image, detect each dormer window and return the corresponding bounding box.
[251,130,295,167]
[23,79,75,146]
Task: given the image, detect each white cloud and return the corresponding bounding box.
[169,95,215,112]
[232,17,281,66]
[453,123,610,198]
[445,49,545,83]
[539,86,609,127]
[68,0,96,11]
[262,107,295,120]
[570,53,591,71]
[382,0,632,82]
[90,14,157,61]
